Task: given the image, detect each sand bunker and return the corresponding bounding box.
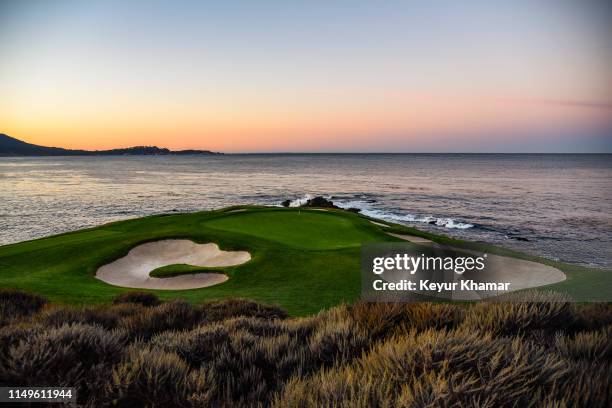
[388,233,433,244]
[388,233,565,298]
[96,240,251,290]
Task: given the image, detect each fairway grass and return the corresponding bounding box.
[0,206,610,315]
[150,263,230,278]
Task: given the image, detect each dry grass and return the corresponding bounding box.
[0,290,610,407]
[113,291,161,307]
[0,289,47,326]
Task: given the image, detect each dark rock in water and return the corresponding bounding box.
[282,195,358,211]
[509,236,530,242]
[302,196,339,208]
[428,219,437,225]
[281,196,339,209]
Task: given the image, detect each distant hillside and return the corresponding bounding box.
[0,134,220,156]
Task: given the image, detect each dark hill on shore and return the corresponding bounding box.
[0,134,221,156]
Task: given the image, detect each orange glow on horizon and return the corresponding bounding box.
[1,94,609,152]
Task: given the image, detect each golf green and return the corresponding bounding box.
[0,206,609,315]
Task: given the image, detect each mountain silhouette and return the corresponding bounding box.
[0,134,220,156]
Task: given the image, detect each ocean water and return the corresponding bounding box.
[1,154,611,268]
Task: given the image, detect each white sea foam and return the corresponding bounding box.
[333,198,474,230]
[288,194,314,207]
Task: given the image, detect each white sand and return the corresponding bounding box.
[96,239,251,290]
[388,233,565,298]
[388,232,433,243]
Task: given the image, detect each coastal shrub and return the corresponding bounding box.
[547,360,612,408]
[199,329,270,404]
[154,327,284,406]
[572,303,612,331]
[223,315,317,339]
[274,328,569,407]
[0,289,47,324]
[0,290,608,407]
[150,317,312,369]
[350,301,463,340]
[306,305,369,368]
[106,302,148,318]
[198,298,288,324]
[0,323,126,404]
[106,347,198,407]
[36,303,145,330]
[36,305,117,330]
[462,291,574,336]
[149,324,233,368]
[112,291,161,307]
[118,300,201,340]
[222,316,288,337]
[349,302,407,340]
[554,326,612,360]
[0,323,44,360]
[150,315,358,406]
[401,302,464,331]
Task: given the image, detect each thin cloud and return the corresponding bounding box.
[503,98,612,110]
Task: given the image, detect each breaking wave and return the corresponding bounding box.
[286,194,474,230]
[287,194,314,207]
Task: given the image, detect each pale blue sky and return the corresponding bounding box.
[1,0,610,152]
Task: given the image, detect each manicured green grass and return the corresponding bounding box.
[377,221,612,302]
[0,207,398,315]
[150,263,228,278]
[205,210,378,249]
[0,206,609,315]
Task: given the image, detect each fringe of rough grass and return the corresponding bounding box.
[0,290,610,407]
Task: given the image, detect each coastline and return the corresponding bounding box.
[2,154,609,269]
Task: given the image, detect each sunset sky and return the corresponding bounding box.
[1,0,611,152]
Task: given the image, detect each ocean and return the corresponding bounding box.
[1,154,610,268]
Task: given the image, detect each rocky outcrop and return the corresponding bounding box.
[301,196,339,208]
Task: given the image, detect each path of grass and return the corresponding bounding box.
[149,263,230,278]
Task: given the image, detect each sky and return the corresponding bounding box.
[0,0,611,152]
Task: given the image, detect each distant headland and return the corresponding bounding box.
[0,134,221,156]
